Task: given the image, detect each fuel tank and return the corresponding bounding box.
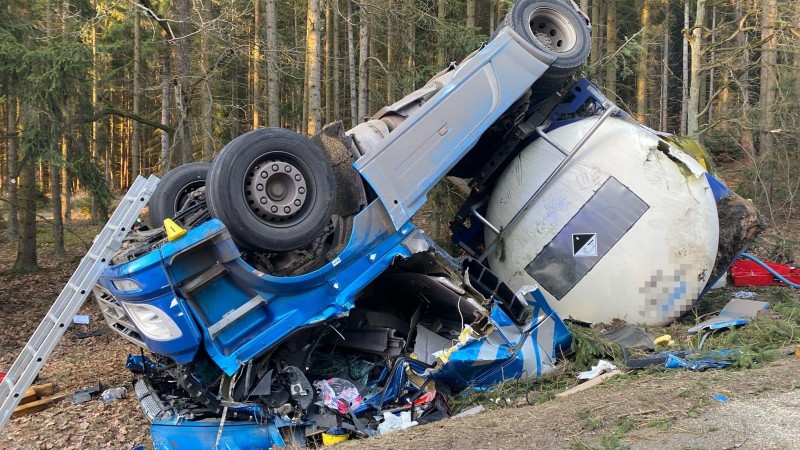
[485,117,718,325]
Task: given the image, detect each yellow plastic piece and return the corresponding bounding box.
[163,218,187,242]
[321,431,349,446]
[653,334,674,347]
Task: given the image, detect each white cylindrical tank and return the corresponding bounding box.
[485,117,718,326]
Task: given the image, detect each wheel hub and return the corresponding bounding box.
[246,160,308,223]
[529,7,577,53]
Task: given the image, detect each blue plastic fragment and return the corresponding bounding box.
[711,394,729,403]
[663,352,734,371]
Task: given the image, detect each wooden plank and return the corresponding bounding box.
[12,394,68,418]
[19,388,38,406]
[556,370,623,398]
[32,383,55,397]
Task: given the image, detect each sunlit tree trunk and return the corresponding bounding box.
[132,6,141,180]
[604,0,617,96]
[660,2,670,131]
[160,39,171,172]
[201,0,214,161]
[686,0,705,140]
[173,0,192,164]
[266,0,279,127]
[636,0,650,124]
[589,0,600,68]
[466,0,475,28]
[332,0,340,122]
[347,0,358,126]
[253,0,261,128]
[758,0,777,155]
[325,0,333,124]
[681,0,689,135]
[357,1,369,120]
[307,0,322,134]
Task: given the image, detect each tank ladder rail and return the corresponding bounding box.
[477,100,619,263]
[0,174,159,430]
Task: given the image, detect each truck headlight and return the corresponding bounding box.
[123,303,183,341]
[112,279,141,292]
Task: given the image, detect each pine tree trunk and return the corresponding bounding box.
[173,0,193,164]
[7,94,18,241]
[660,3,670,131]
[201,0,214,161]
[347,0,358,127]
[13,160,38,272]
[681,0,689,135]
[466,0,475,28]
[325,0,333,124]
[386,0,395,104]
[357,1,369,121]
[589,0,601,69]
[758,0,777,155]
[307,0,323,135]
[332,0,340,122]
[253,0,261,128]
[734,0,754,156]
[686,0,705,140]
[132,6,141,182]
[51,145,65,257]
[635,0,649,124]
[160,39,171,172]
[266,0,280,127]
[437,0,445,68]
[604,0,617,96]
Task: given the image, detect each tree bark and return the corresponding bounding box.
[160,39,171,172]
[357,1,369,121]
[347,0,357,127]
[13,160,38,272]
[132,6,141,181]
[734,0,754,156]
[325,0,333,124]
[266,0,279,127]
[604,0,617,96]
[173,0,192,165]
[51,142,65,257]
[7,94,18,241]
[758,0,777,155]
[307,0,323,135]
[466,0,475,28]
[332,0,340,123]
[253,0,261,128]
[686,0,705,140]
[660,2,670,131]
[386,0,395,104]
[437,0,445,68]
[681,0,689,135]
[201,0,214,161]
[636,0,650,124]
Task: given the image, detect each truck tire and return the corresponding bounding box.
[206,128,336,253]
[495,0,590,98]
[149,162,210,226]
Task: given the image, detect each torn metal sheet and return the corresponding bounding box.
[688,299,769,335]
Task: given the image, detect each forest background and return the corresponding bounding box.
[0,0,798,271]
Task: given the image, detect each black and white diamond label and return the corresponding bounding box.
[572,233,597,257]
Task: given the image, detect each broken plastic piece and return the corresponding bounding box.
[100,386,127,403]
[377,411,418,435]
[577,360,617,380]
[664,353,732,371]
[73,315,90,325]
[688,299,769,335]
[653,335,674,347]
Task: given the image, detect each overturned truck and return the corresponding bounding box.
[93,0,758,447]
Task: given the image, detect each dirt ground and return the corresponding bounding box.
[1,220,800,450]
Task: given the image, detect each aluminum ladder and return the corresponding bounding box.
[0,174,159,430]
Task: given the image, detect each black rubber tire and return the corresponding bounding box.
[494,0,590,98]
[206,128,336,252]
[149,162,210,226]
